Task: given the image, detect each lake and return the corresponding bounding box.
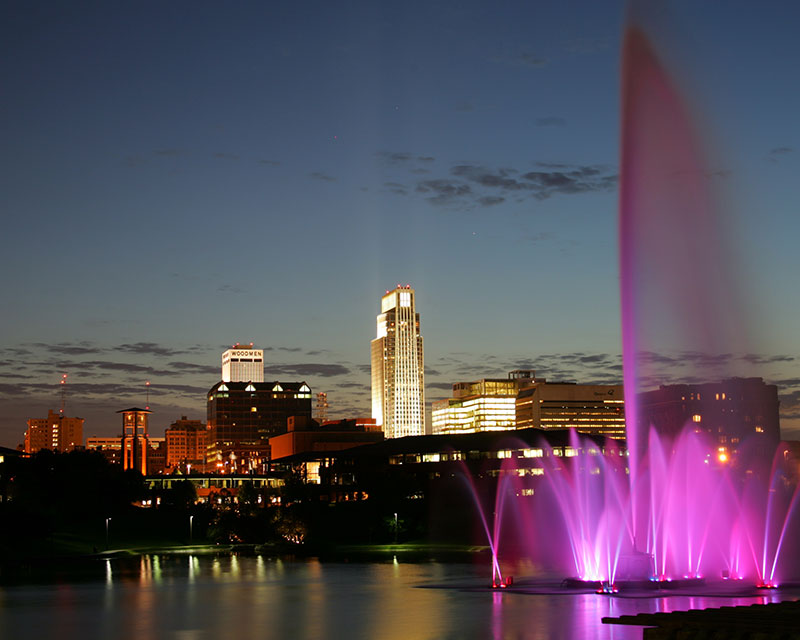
[0,555,795,639]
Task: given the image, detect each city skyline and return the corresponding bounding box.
[3,2,800,445]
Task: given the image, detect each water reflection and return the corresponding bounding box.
[1,557,798,640]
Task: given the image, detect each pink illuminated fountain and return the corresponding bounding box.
[470,16,800,592]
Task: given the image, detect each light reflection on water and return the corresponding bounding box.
[0,556,795,640]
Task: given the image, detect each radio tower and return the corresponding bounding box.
[315,392,329,424]
[60,373,68,415]
[145,380,151,410]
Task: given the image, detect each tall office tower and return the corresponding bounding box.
[222,343,264,383]
[371,285,425,438]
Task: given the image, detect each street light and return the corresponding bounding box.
[189,515,194,544]
[394,512,398,545]
[105,517,111,550]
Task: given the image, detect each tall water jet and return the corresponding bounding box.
[619,14,750,547]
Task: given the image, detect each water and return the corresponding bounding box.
[1,555,795,640]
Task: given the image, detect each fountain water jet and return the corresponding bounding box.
[461,15,799,590]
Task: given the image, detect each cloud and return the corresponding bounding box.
[478,196,505,206]
[153,149,186,157]
[428,382,455,391]
[83,360,173,375]
[536,117,566,127]
[416,179,472,205]
[213,152,239,160]
[767,147,793,163]
[118,342,188,357]
[264,363,350,377]
[28,342,105,356]
[258,159,280,166]
[408,163,617,207]
[168,361,220,375]
[218,283,245,294]
[383,182,409,196]
[309,172,336,182]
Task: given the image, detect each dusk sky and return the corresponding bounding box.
[2,1,800,445]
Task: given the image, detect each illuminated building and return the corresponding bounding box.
[371,285,425,438]
[24,410,84,453]
[637,377,780,459]
[119,407,151,474]
[147,437,166,474]
[515,381,626,439]
[222,343,264,383]
[206,380,313,473]
[86,436,123,465]
[165,416,207,472]
[432,372,535,435]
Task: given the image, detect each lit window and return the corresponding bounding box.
[692,414,702,423]
[251,407,257,413]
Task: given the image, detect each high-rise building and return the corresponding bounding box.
[222,343,264,383]
[432,372,535,435]
[371,285,425,438]
[24,410,84,453]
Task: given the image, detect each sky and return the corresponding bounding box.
[2,1,800,445]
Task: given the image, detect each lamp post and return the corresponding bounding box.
[105,517,111,550]
[394,512,398,545]
[189,515,194,544]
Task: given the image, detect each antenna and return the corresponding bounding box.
[145,380,151,410]
[60,373,67,414]
[316,392,329,424]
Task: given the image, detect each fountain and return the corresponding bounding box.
[463,16,800,592]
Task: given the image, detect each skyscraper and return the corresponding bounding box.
[371,285,425,438]
[222,343,264,383]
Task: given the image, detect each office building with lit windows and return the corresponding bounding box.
[165,416,207,472]
[371,285,425,438]
[24,410,84,453]
[637,377,780,459]
[206,380,313,473]
[515,381,626,439]
[432,372,535,435]
[222,343,264,383]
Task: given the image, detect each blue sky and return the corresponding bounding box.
[2,1,799,445]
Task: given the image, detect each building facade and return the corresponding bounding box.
[222,343,264,383]
[371,285,425,438]
[119,407,151,474]
[86,436,123,466]
[432,372,535,435]
[637,377,780,460]
[515,381,626,439]
[24,410,84,453]
[206,380,313,473]
[165,416,207,472]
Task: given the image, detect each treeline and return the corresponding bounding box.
[0,450,484,564]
